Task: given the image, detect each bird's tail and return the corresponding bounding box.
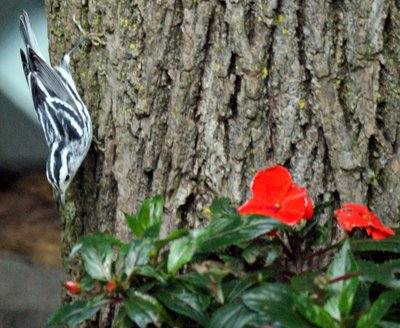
[19,11,42,63]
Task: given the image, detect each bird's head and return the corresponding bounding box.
[46,141,75,206]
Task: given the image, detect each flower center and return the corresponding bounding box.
[362,215,370,220]
[274,202,281,209]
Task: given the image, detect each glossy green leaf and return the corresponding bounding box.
[112,307,134,328]
[168,235,197,274]
[223,278,256,303]
[358,259,400,289]
[356,290,400,328]
[124,291,170,328]
[179,263,232,303]
[242,283,313,328]
[291,272,320,294]
[132,265,167,284]
[351,234,400,253]
[351,284,371,317]
[154,228,189,250]
[125,196,164,238]
[209,301,255,328]
[48,296,109,326]
[210,197,240,221]
[301,200,334,236]
[155,284,210,326]
[376,321,400,328]
[70,233,122,281]
[124,239,155,278]
[292,293,339,328]
[324,240,359,321]
[242,243,281,265]
[198,216,286,252]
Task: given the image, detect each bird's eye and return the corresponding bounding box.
[65,174,70,181]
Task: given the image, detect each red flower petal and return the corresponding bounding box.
[336,203,395,240]
[238,198,279,218]
[251,166,292,203]
[277,184,307,225]
[304,197,314,220]
[238,165,312,226]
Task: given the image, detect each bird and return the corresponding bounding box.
[19,11,92,206]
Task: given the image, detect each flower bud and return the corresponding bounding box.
[64,280,81,294]
[105,281,117,293]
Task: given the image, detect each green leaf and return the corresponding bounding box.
[291,272,320,294]
[301,200,334,236]
[154,228,189,250]
[356,290,400,328]
[324,240,359,321]
[112,307,134,328]
[132,265,167,285]
[124,239,155,278]
[351,234,400,253]
[291,293,339,328]
[242,283,313,328]
[242,243,281,265]
[178,263,232,304]
[358,259,400,289]
[209,301,255,328]
[125,196,164,238]
[70,233,122,281]
[124,291,170,328]
[376,322,400,328]
[210,197,240,221]
[223,278,256,303]
[198,216,286,253]
[48,296,109,326]
[168,235,197,274]
[155,284,210,326]
[79,274,96,293]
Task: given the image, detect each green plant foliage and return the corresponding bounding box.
[124,239,155,277]
[358,259,400,289]
[209,301,255,328]
[124,291,171,328]
[324,240,359,321]
[125,195,164,238]
[242,283,313,327]
[69,233,123,281]
[48,296,109,326]
[351,233,400,253]
[155,283,210,326]
[356,290,400,328]
[49,196,400,327]
[168,235,197,274]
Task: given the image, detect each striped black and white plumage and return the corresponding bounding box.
[19,11,92,205]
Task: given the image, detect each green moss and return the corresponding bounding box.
[93,15,101,27]
[121,18,129,28]
[262,67,269,79]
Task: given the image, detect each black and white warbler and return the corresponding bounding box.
[19,11,92,205]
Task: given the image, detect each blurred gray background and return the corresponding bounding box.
[0,0,47,170]
[0,1,63,327]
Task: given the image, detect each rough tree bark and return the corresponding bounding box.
[45,0,400,326]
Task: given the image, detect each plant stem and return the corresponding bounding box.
[276,234,293,258]
[328,272,361,284]
[305,237,346,262]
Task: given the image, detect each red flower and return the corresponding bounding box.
[335,203,395,240]
[105,281,117,293]
[238,165,314,225]
[64,280,81,294]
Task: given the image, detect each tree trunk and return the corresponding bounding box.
[45,0,400,326]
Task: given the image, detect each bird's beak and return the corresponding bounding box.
[60,193,65,209]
